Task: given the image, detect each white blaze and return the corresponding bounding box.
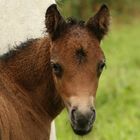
[69,96,95,113]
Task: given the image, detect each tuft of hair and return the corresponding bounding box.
[75,47,87,64]
[0,39,37,61]
[66,17,85,27]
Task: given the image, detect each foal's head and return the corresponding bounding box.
[46,4,110,135]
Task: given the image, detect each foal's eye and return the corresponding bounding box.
[51,62,63,78]
[97,61,106,77]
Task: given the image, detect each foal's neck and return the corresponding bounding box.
[1,37,64,120]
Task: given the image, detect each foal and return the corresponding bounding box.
[0,4,110,140]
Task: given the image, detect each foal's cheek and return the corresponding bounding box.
[53,77,68,97]
[52,74,62,87]
[91,80,99,95]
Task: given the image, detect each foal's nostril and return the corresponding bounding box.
[90,108,96,122]
[71,107,77,121]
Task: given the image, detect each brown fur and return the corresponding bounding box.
[0,4,110,140]
[0,38,63,140]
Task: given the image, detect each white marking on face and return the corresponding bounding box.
[69,96,95,113]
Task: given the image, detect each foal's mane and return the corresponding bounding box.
[0,39,38,61]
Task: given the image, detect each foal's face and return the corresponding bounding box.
[46,4,110,135]
[50,27,105,134]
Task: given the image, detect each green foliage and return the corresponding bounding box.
[55,22,140,140]
[58,0,93,20]
[58,0,140,21]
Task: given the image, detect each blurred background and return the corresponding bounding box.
[55,0,140,140]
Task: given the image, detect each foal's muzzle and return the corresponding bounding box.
[70,107,96,135]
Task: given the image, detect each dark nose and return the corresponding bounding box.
[71,107,96,135]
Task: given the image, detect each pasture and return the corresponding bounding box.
[55,21,140,140]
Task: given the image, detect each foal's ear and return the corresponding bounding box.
[45,4,66,40]
[86,4,110,41]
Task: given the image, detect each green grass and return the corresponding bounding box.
[55,21,140,140]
